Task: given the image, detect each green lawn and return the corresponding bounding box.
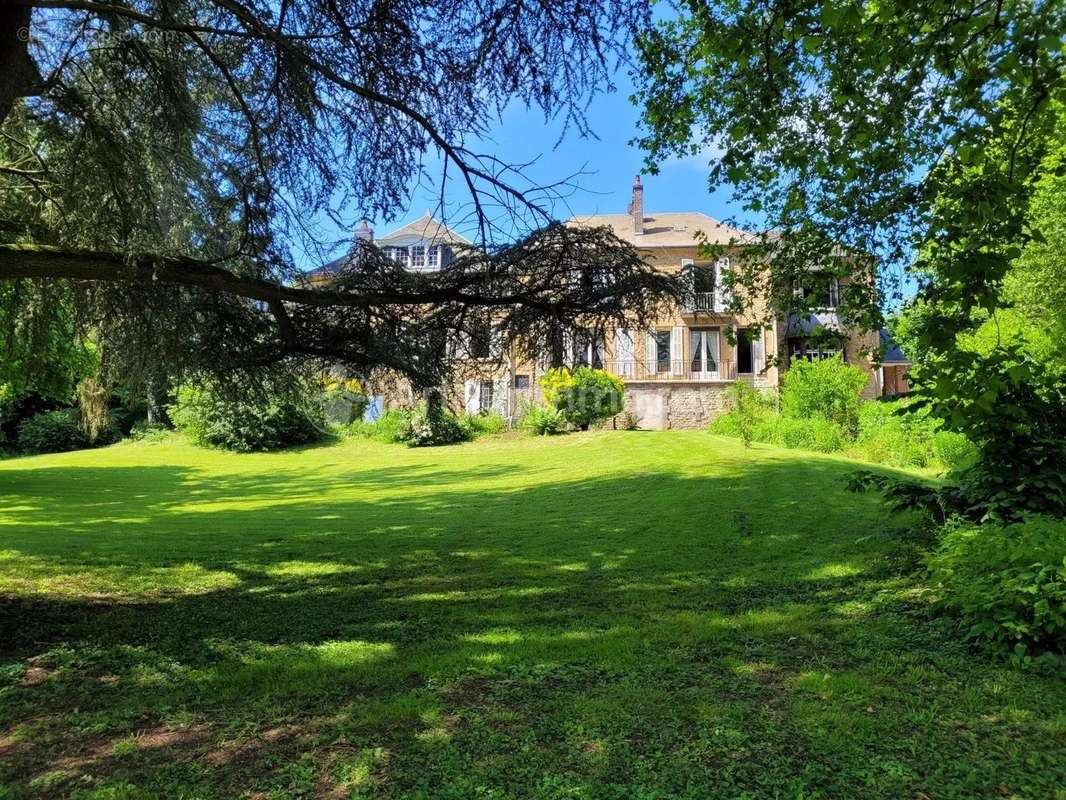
[0,432,1063,799]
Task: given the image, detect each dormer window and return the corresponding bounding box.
[410,245,426,269]
[426,246,439,269]
[385,246,407,266]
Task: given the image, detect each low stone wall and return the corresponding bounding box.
[622,383,732,430]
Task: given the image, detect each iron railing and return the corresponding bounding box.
[602,359,738,382]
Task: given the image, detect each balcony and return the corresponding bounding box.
[681,291,727,314]
[603,360,738,382]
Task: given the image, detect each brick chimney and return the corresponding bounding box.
[354,218,374,243]
[627,175,644,235]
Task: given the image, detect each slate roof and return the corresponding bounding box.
[306,214,470,279]
[567,212,752,247]
[880,329,910,364]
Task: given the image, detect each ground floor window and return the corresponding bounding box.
[737,329,754,373]
[789,338,843,363]
[654,330,672,373]
[689,328,720,376]
[479,381,494,412]
[514,374,530,390]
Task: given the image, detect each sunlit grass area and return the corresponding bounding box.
[1,432,1063,798]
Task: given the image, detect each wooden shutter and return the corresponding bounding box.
[670,326,685,376]
[464,380,480,414]
[753,329,766,374]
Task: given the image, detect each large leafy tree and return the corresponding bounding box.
[634,0,1066,517]
[0,0,677,396]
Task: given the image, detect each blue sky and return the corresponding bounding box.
[297,70,752,270]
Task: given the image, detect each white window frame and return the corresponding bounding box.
[386,246,408,266]
[410,245,426,269]
[426,245,439,269]
[690,328,721,379]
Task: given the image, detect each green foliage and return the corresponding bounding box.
[781,357,868,437]
[932,430,978,471]
[348,409,414,444]
[849,400,939,469]
[720,381,772,447]
[406,407,472,447]
[461,411,507,437]
[126,421,172,443]
[519,403,567,436]
[756,415,846,453]
[928,517,1066,668]
[540,367,624,431]
[17,410,88,454]
[917,348,1066,520]
[169,380,328,452]
[349,406,494,447]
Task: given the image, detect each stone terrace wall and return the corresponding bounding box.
[621,383,732,430]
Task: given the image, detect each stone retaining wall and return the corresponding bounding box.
[622,383,734,430]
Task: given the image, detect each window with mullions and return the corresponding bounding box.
[789,338,843,363]
[795,275,840,309]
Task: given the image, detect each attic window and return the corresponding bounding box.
[410,245,426,268]
[426,246,439,269]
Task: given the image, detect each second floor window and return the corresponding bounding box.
[795,275,840,309]
[426,246,439,269]
[385,246,407,265]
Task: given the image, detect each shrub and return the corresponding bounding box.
[321,376,368,425]
[719,382,773,447]
[540,367,624,431]
[520,403,567,436]
[169,380,328,452]
[349,408,414,443]
[932,430,978,470]
[781,357,868,436]
[127,421,171,443]
[18,409,88,454]
[461,411,506,437]
[406,406,471,447]
[927,517,1066,668]
[755,415,845,453]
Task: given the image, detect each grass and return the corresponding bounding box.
[0,431,1063,799]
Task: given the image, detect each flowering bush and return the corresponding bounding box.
[540,367,624,430]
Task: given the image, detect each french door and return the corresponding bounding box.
[689,328,720,379]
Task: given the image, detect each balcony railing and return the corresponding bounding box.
[603,360,737,382]
[682,291,719,312]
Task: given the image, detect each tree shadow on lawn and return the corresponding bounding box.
[1,455,1064,798]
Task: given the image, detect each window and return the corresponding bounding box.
[574,331,605,369]
[655,330,671,373]
[385,246,407,265]
[693,265,716,295]
[468,315,492,358]
[690,328,720,376]
[514,374,530,390]
[410,245,425,269]
[789,338,842,362]
[479,380,494,412]
[795,275,839,309]
[426,246,439,269]
[737,329,754,374]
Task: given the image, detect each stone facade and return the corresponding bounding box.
[624,383,732,430]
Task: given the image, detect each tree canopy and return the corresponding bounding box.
[0,0,674,396]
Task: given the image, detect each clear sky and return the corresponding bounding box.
[296,69,752,271]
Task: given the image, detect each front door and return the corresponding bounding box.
[689,328,720,379]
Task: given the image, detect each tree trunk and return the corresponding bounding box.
[0,3,42,125]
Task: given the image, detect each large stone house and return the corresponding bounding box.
[312,181,885,429]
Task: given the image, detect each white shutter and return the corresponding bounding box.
[753,329,766,374]
[645,331,657,376]
[670,325,685,376]
[464,380,480,414]
[716,258,732,310]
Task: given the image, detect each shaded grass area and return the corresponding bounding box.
[0,432,1063,799]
